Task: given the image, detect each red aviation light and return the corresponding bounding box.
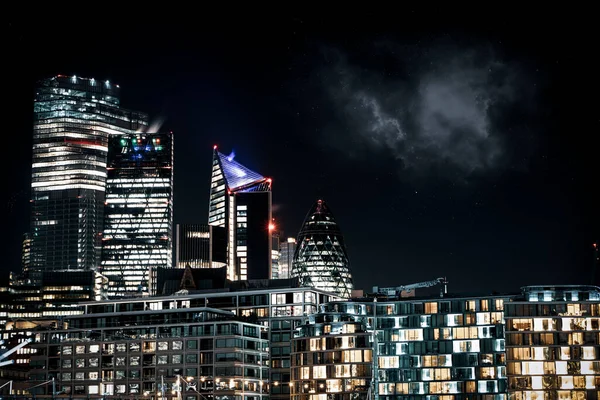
[268,223,276,232]
[213,145,218,150]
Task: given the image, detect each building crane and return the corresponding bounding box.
[372,277,448,298]
[0,338,33,367]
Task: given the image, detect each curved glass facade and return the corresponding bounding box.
[291,200,353,298]
[31,75,147,278]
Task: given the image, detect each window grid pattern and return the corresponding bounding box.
[505,286,600,400]
[28,311,269,399]
[291,296,509,400]
[31,75,147,278]
[290,200,353,299]
[100,133,173,297]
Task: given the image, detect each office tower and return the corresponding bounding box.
[100,132,173,297]
[279,237,296,280]
[174,224,227,269]
[272,229,281,279]
[505,285,600,400]
[291,199,353,298]
[30,75,147,281]
[207,147,272,281]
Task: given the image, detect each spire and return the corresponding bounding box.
[180,264,197,291]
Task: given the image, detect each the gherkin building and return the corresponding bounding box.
[291,199,354,298]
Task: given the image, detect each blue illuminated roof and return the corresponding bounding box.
[216,151,266,191]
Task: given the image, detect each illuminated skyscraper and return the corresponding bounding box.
[278,237,297,279]
[208,147,272,280]
[100,132,173,297]
[30,75,147,281]
[271,229,281,279]
[291,199,354,298]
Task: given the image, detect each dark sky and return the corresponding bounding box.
[3,13,598,294]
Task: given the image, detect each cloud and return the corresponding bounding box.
[320,41,535,178]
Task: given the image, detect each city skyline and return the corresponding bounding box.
[2,15,597,294]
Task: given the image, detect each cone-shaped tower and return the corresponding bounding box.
[291,199,353,298]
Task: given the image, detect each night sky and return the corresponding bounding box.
[3,14,598,294]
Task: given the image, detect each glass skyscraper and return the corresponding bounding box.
[100,132,173,297]
[279,237,297,280]
[208,147,272,281]
[272,230,281,279]
[291,200,353,298]
[31,75,147,281]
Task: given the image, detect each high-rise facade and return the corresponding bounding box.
[291,200,353,298]
[31,75,147,281]
[272,230,281,279]
[505,285,600,400]
[174,224,227,269]
[100,132,173,297]
[279,237,297,280]
[208,147,272,281]
[291,302,373,399]
[292,294,510,400]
